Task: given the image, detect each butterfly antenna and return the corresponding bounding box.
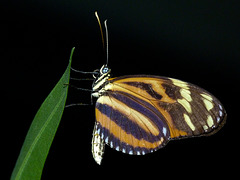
[95,11,109,66]
[95,11,105,50]
[104,20,109,65]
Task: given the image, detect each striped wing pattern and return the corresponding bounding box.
[94,75,226,156]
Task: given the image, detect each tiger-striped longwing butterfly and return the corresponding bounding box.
[73,13,226,165]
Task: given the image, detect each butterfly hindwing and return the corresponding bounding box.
[95,91,169,155]
[95,75,226,155]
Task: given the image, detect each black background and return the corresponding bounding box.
[3,1,239,179]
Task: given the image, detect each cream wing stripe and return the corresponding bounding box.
[183,114,196,131]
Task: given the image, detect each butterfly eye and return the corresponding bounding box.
[100,65,110,74]
[102,67,109,74]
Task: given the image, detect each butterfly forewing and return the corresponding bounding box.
[94,75,226,156]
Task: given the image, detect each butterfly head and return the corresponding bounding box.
[93,64,111,79]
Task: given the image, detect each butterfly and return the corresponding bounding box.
[71,12,226,165]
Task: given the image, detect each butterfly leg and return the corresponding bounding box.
[65,103,91,108]
[64,83,93,107]
[63,83,92,92]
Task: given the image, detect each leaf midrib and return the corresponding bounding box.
[15,93,65,180]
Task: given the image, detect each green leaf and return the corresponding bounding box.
[11,47,75,180]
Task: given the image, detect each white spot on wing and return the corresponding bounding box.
[162,127,167,136]
[219,104,223,110]
[219,110,223,117]
[105,137,109,143]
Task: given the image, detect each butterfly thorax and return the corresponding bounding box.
[92,65,111,98]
